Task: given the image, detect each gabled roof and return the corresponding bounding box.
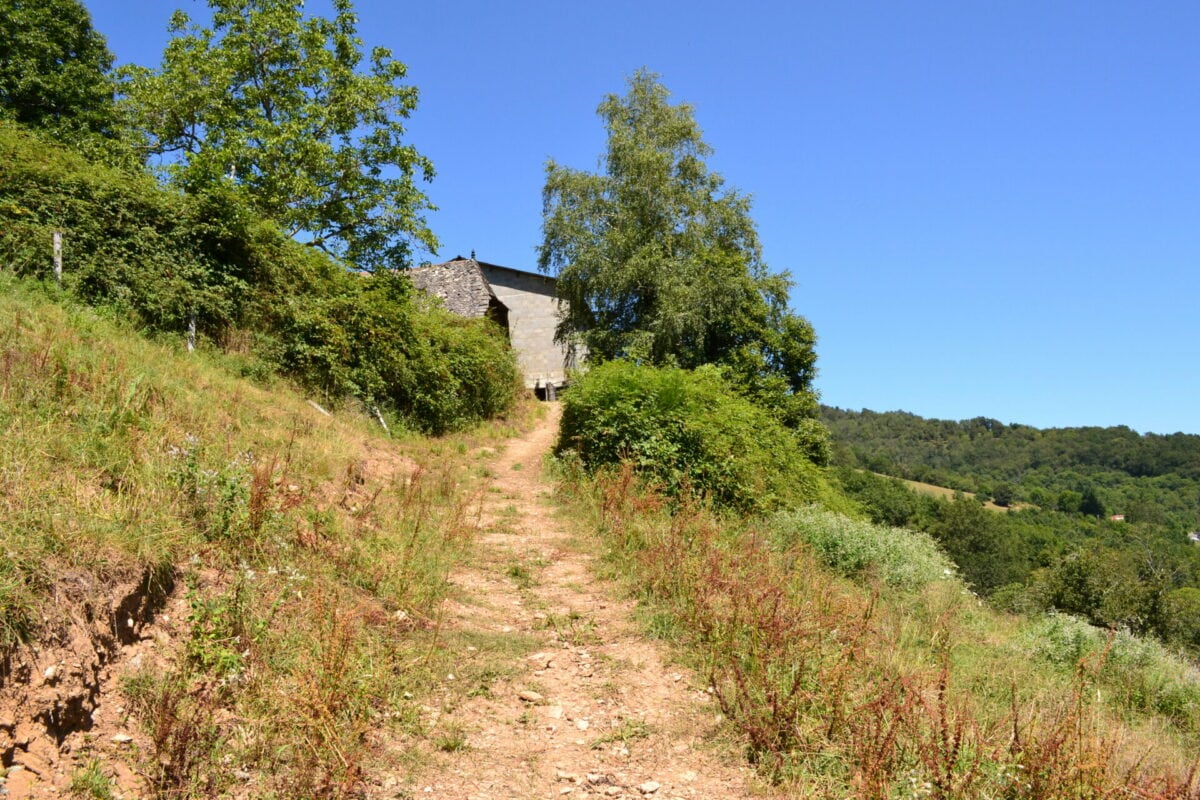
[408,256,501,318]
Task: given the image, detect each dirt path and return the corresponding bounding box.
[389,404,766,800]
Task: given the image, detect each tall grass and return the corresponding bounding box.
[559,462,1200,797]
[0,274,531,796]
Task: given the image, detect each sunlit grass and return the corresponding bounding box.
[0,273,539,796]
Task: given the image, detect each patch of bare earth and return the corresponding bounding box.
[380,404,769,800]
[0,569,185,798]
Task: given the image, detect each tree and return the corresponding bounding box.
[991,482,1016,507]
[121,0,436,270]
[0,0,117,138]
[930,493,1027,593]
[1079,485,1105,517]
[537,70,819,427]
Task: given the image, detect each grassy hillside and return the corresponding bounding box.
[0,274,534,796]
[556,466,1200,798]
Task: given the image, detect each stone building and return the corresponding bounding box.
[408,255,582,397]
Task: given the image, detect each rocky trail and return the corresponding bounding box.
[384,404,766,800]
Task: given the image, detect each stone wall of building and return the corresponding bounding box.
[479,264,581,389]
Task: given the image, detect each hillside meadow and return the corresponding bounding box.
[0,274,538,796]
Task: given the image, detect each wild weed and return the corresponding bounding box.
[563,463,1200,797]
[0,277,537,793]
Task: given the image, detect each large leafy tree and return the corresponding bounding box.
[538,70,820,427]
[122,0,437,269]
[0,0,117,138]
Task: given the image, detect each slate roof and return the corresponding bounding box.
[408,256,500,317]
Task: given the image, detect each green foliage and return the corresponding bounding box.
[69,759,117,800]
[769,506,957,591]
[825,404,1200,652]
[557,360,822,513]
[822,406,1200,523]
[0,125,517,432]
[266,271,520,434]
[1021,612,1200,725]
[0,122,229,330]
[832,467,933,528]
[538,70,821,431]
[929,493,1031,594]
[0,0,117,142]
[121,0,436,269]
[561,444,1200,794]
[991,482,1016,507]
[1161,588,1200,651]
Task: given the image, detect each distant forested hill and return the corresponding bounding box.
[821,407,1200,652]
[821,407,1200,529]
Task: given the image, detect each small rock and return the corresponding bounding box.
[233,770,251,781]
[586,773,609,785]
[42,665,57,682]
[555,770,577,782]
[638,781,661,794]
[575,719,589,731]
[671,673,683,682]
[546,705,564,719]
[559,789,574,796]
[518,690,544,703]
[604,787,622,797]
[679,771,697,783]
[111,734,134,745]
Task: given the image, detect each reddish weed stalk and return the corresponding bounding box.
[584,468,1200,798]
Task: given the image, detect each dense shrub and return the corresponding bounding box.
[557,360,824,512]
[1020,612,1200,726]
[769,506,957,591]
[266,273,520,434]
[1,122,221,329]
[0,123,520,432]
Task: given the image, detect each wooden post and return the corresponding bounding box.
[52,231,63,283]
[372,405,389,434]
[186,314,197,353]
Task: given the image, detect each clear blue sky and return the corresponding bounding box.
[85,1,1200,435]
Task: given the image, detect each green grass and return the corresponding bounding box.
[556,461,1200,796]
[0,273,539,797]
